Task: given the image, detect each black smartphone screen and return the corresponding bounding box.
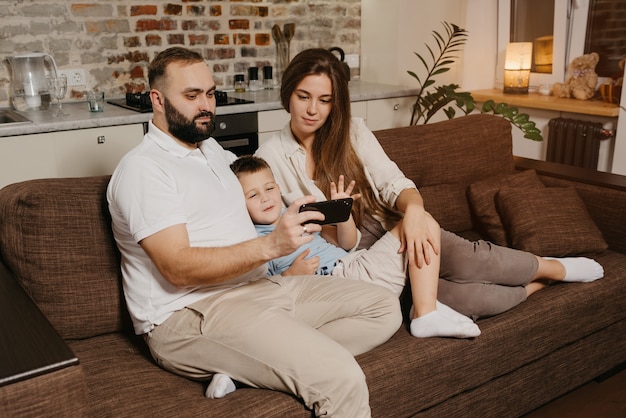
[298,198,353,225]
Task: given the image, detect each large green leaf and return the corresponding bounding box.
[407,22,543,141]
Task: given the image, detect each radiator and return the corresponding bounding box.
[547,118,606,169]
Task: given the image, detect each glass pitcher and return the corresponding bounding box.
[7,53,58,111]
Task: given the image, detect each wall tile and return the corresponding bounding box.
[0,0,361,105]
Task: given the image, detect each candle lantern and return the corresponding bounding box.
[504,42,533,94]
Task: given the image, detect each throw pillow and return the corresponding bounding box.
[495,186,608,256]
[467,170,545,245]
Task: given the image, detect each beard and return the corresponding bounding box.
[163,97,215,145]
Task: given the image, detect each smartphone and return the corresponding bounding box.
[298,198,353,225]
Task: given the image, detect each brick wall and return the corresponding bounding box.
[0,0,361,105]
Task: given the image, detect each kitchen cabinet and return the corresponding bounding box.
[352,101,368,121]
[257,109,290,146]
[363,97,414,131]
[0,124,143,189]
[256,98,410,146]
[0,134,57,189]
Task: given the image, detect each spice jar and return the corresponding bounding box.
[263,66,274,89]
[248,67,261,91]
[234,74,246,92]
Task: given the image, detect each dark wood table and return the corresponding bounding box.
[0,262,78,387]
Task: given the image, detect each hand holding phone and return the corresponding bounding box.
[298,198,353,225]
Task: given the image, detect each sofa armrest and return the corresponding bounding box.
[0,261,79,386]
[515,156,626,253]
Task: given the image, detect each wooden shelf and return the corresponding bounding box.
[470,89,620,117]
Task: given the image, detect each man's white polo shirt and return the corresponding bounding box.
[107,121,266,335]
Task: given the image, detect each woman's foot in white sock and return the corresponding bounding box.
[544,257,604,282]
[205,373,236,399]
[410,302,474,324]
[436,301,474,323]
[410,310,481,338]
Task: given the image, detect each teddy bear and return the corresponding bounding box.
[552,52,600,100]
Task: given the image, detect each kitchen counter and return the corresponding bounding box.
[0,81,418,137]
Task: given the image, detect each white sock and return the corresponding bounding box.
[410,310,481,339]
[410,302,474,324]
[436,301,474,324]
[544,257,604,283]
[205,373,236,399]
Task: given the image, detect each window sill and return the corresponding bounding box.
[470,89,620,118]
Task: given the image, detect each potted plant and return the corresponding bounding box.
[408,22,543,142]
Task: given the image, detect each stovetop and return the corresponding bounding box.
[107,91,254,113]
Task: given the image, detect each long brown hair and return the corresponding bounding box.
[280,49,401,227]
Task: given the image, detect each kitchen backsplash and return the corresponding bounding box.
[0,0,361,106]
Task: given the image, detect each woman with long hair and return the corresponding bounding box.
[255,48,604,323]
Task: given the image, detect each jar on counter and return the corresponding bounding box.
[248,67,262,92]
[234,74,246,92]
[263,66,274,89]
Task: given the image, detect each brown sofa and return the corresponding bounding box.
[1,114,625,417]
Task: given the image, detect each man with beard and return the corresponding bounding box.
[106,47,401,417]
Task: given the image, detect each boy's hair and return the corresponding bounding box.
[230,155,273,178]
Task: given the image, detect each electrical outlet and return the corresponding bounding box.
[58,69,86,87]
[345,54,360,69]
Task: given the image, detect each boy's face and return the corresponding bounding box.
[238,168,283,225]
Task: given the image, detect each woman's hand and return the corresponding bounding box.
[395,191,440,269]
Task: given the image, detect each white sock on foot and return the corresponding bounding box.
[544,257,604,283]
[410,310,481,339]
[205,373,236,399]
[436,301,474,324]
[410,302,473,324]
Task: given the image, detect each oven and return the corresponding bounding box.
[212,112,258,156]
[108,91,258,155]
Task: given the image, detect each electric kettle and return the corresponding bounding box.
[7,53,58,111]
[328,47,350,81]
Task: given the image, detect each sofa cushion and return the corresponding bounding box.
[374,114,516,232]
[0,176,128,340]
[467,169,545,245]
[495,186,608,256]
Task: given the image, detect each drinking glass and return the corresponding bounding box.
[49,75,68,117]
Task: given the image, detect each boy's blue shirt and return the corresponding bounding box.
[254,210,347,276]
